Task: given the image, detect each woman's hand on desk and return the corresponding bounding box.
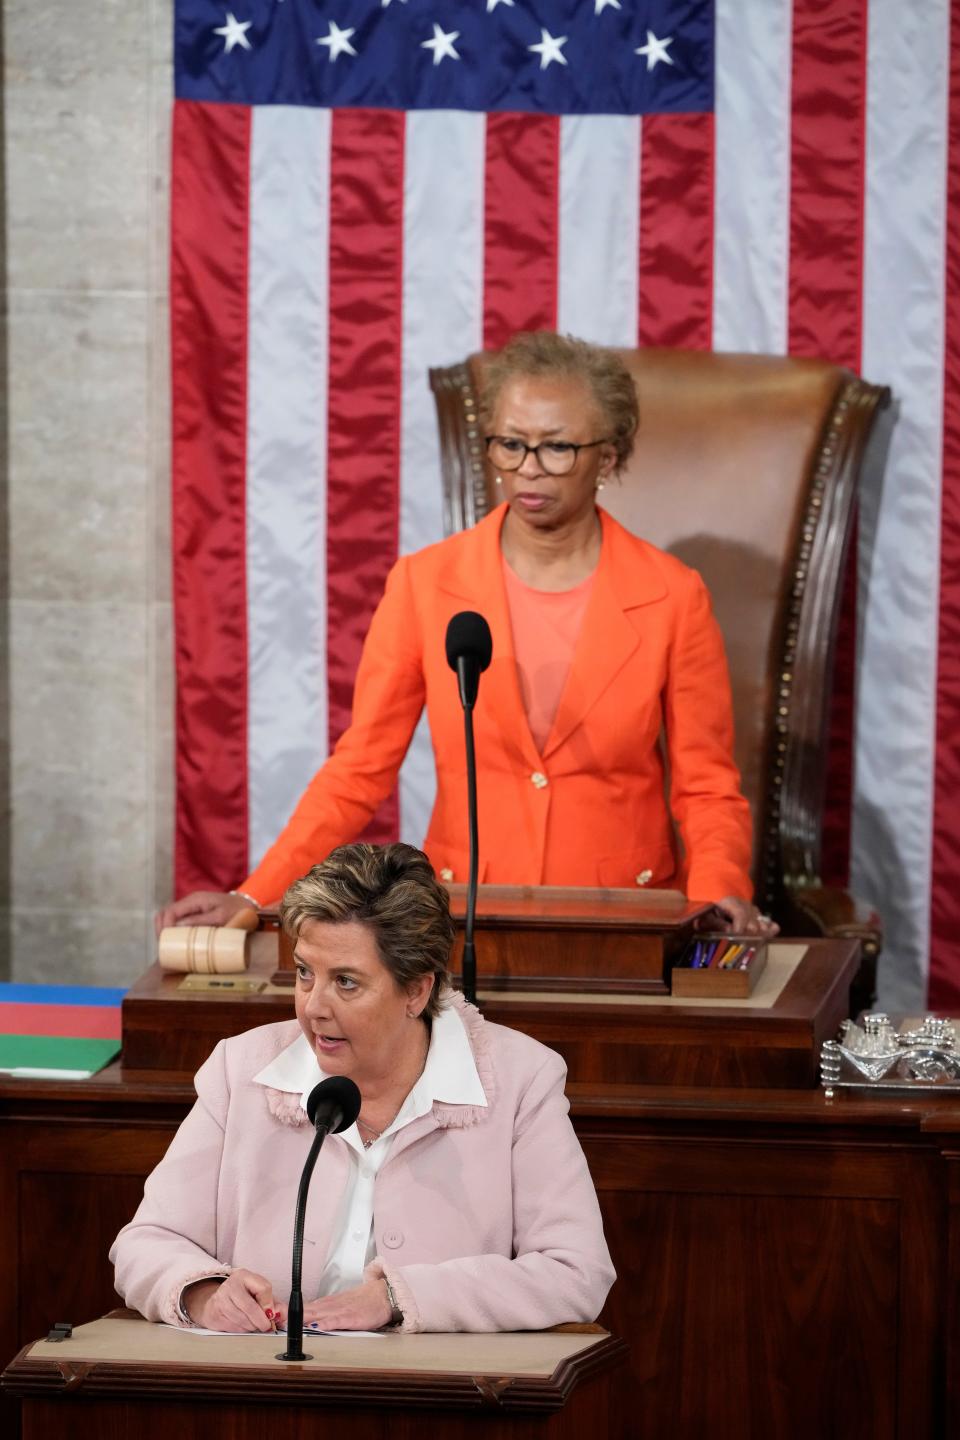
[714,898,780,938]
[182,1270,277,1332]
[274,1278,395,1334]
[154,890,252,937]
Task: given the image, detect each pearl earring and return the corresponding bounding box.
[494,475,503,486]
[596,480,606,491]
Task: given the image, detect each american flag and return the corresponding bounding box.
[170,0,960,1013]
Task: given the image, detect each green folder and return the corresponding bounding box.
[0,1034,121,1077]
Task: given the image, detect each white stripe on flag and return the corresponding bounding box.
[397,110,485,847]
[557,116,640,346]
[712,0,792,353]
[246,106,331,870]
[633,116,643,339]
[857,1,950,1011]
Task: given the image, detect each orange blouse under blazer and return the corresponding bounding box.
[242,504,753,905]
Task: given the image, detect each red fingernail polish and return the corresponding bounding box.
[265,1309,274,1318]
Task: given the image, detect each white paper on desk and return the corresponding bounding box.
[166,1323,386,1338]
[1,1066,94,1079]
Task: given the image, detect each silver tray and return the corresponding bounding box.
[820,1014,960,1096]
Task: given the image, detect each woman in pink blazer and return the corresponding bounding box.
[161,332,772,940]
[114,844,614,1334]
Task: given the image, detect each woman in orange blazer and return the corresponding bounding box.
[161,333,770,936]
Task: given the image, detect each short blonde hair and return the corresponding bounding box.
[279,843,454,1019]
[481,331,639,472]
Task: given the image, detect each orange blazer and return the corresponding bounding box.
[242,505,753,906]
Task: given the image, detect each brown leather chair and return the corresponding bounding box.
[430,348,895,1006]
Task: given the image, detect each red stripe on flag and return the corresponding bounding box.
[928,14,960,1009]
[325,110,405,842]
[483,114,559,348]
[171,101,251,894]
[788,0,868,889]
[0,1003,121,1041]
[637,113,714,350]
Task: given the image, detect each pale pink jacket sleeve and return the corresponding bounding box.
[368,1048,616,1333]
[110,1043,233,1325]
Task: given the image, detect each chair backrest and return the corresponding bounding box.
[430,348,894,910]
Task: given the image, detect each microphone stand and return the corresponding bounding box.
[460,666,479,1007]
[278,1122,331,1362]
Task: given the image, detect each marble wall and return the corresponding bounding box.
[3,0,174,983]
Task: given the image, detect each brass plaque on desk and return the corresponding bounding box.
[177,976,268,995]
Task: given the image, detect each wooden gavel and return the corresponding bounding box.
[157,906,260,974]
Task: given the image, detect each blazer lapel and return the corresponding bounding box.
[436,505,542,771]
[542,510,668,759]
[379,1110,440,1167]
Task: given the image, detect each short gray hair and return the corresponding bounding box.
[481,330,640,472]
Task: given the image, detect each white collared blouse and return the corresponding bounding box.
[251,1000,487,1295]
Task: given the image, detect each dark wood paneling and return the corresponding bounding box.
[0,1104,185,1385]
[18,1392,615,1440]
[600,1192,900,1440]
[0,1064,956,1437]
[18,1173,146,1344]
[581,1123,945,1440]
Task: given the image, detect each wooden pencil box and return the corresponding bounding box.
[670,935,768,999]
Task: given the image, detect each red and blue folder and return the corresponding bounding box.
[0,983,124,1077]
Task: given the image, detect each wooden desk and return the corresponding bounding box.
[266,886,714,995]
[0,1061,956,1438]
[3,1312,627,1439]
[123,938,860,1087]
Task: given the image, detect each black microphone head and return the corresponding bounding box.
[445,611,493,674]
[306,1076,362,1133]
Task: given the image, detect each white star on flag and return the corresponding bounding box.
[528,29,568,71]
[635,30,674,72]
[421,24,460,66]
[214,12,252,54]
[487,0,515,11]
[381,1,408,7]
[594,0,621,13]
[317,21,358,62]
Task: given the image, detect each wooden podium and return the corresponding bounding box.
[124,931,860,1089]
[131,884,861,1088]
[267,885,713,995]
[3,1312,628,1439]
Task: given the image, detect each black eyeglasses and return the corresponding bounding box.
[485,435,610,476]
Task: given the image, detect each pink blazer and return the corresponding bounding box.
[110,996,615,1333]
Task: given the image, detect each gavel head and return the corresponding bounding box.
[157,925,249,974]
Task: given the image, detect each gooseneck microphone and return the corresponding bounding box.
[279,1075,361,1362]
[444,611,493,1007]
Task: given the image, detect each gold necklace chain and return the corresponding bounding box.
[355,1027,431,1147]
[357,1113,396,1147]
